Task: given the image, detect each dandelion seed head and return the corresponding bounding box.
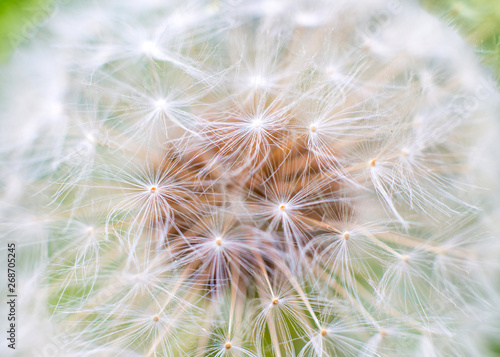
[2,0,500,355]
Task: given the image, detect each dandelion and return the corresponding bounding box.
[1,0,500,356]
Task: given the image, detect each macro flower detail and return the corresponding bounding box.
[1,0,500,356]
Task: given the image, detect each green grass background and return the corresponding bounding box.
[0,0,498,354]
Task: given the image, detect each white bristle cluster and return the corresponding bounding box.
[1,0,500,356]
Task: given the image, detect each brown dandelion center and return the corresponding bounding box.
[158,118,349,293]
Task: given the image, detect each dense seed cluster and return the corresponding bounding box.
[1,0,500,356]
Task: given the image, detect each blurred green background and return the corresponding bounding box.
[0,0,51,62]
[422,0,500,82]
[0,0,498,354]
